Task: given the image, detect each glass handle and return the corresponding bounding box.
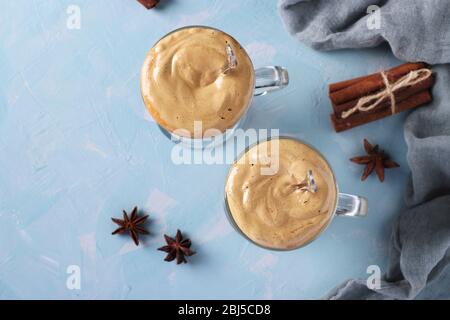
[335,193,368,217]
[253,66,289,96]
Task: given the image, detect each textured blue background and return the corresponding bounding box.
[0,0,409,299]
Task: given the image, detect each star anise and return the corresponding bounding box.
[350,139,400,182]
[158,230,196,264]
[137,0,159,9]
[111,207,149,246]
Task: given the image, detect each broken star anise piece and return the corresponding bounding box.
[158,229,196,264]
[111,206,149,246]
[350,139,400,182]
[137,0,159,9]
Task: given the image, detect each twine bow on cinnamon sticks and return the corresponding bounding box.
[341,68,432,119]
[329,62,435,132]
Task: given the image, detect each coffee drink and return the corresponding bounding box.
[225,138,337,250]
[141,27,255,138]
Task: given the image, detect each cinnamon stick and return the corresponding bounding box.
[329,62,427,105]
[329,73,376,93]
[331,90,432,132]
[332,75,434,116]
[137,0,159,9]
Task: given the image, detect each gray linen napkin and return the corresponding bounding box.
[278,0,450,299]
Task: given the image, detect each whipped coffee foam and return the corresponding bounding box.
[141,27,255,137]
[226,138,337,250]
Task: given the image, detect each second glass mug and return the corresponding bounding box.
[224,136,369,251]
[140,25,289,149]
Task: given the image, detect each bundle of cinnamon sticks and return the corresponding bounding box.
[329,62,434,132]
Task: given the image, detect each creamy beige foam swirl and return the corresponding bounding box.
[226,138,337,250]
[141,27,255,137]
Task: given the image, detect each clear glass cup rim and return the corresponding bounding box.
[223,135,341,252]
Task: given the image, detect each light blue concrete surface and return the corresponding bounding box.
[0,0,410,299]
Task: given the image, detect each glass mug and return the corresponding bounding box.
[140,26,289,149]
[224,136,368,251]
